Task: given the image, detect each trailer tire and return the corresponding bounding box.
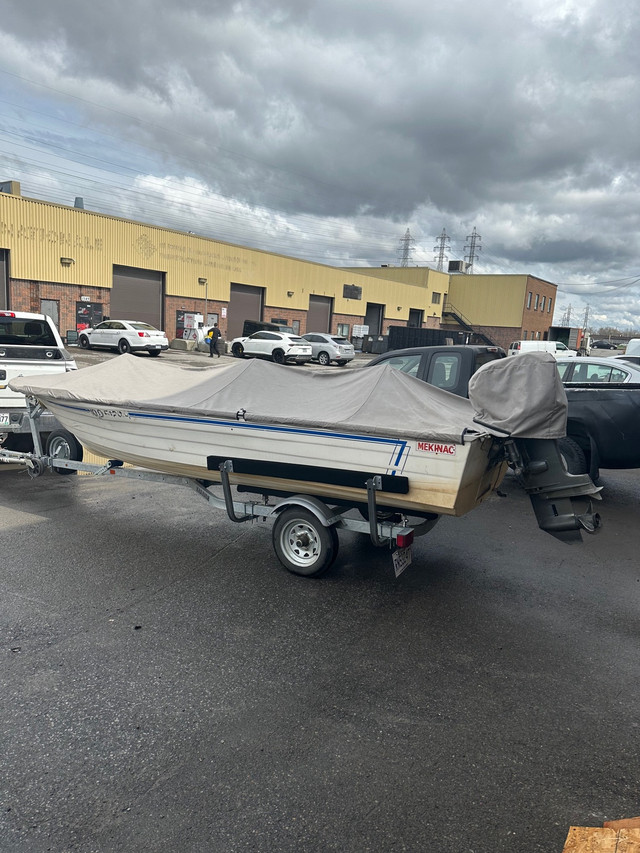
[272,507,339,577]
[46,429,84,475]
[558,437,588,475]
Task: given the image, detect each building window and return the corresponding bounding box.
[337,323,350,337]
[523,330,528,339]
[291,320,300,335]
[527,291,532,309]
[431,292,441,304]
[540,296,546,312]
[534,294,540,310]
[548,297,553,314]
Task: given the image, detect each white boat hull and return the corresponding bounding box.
[44,399,507,516]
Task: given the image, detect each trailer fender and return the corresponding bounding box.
[272,495,341,527]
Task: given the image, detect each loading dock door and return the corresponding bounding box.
[227,283,265,339]
[307,295,332,332]
[364,302,384,336]
[111,266,163,329]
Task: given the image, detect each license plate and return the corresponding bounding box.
[392,546,412,577]
[0,412,10,426]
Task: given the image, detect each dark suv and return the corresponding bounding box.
[365,345,506,397]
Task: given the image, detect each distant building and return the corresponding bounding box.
[0,181,555,348]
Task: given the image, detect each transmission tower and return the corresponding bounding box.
[560,304,573,326]
[582,304,590,330]
[464,227,482,271]
[433,228,450,272]
[397,228,415,267]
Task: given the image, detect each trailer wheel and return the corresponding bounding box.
[272,507,339,577]
[46,429,84,475]
[558,437,588,475]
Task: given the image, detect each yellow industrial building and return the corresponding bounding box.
[0,180,556,350]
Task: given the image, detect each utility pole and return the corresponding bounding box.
[464,227,481,271]
[397,228,415,267]
[433,228,450,272]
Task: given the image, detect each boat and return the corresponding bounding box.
[9,352,601,539]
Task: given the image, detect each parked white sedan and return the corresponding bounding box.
[78,320,169,355]
[556,357,640,384]
[230,331,312,364]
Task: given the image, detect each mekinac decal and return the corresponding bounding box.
[417,441,457,455]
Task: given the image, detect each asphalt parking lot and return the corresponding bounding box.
[2,346,640,852]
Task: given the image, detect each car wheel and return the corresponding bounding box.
[45,429,84,475]
[558,437,588,475]
[79,335,91,349]
[118,338,131,354]
[272,508,339,577]
[317,351,331,366]
[272,349,285,364]
[148,350,161,357]
[232,343,244,358]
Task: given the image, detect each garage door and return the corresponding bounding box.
[227,283,264,339]
[307,295,332,332]
[111,266,163,329]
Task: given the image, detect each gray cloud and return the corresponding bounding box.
[1,0,640,329]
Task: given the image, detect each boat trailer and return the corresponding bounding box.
[0,439,438,578]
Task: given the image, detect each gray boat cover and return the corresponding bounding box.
[11,350,566,443]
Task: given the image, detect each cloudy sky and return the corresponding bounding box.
[1,0,639,332]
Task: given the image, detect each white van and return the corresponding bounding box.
[625,339,640,357]
[508,340,578,358]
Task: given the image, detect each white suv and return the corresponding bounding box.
[0,310,79,456]
[230,331,312,364]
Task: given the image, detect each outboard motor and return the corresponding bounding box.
[506,437,602,543]
[468,351,602,543]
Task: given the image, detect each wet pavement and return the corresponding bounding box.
[2,447,640,851]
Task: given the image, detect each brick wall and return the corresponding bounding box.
[9,278,111,338]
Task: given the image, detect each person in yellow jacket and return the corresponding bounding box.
[208,323,221,358]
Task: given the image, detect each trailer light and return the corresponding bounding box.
[396,531,414,548]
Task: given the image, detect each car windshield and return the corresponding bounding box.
[0,318,57,345]
[288,336,306,343]
[331,337,350,345]
[128,322,157,331]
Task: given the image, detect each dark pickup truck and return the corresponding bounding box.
[366,345,640,480]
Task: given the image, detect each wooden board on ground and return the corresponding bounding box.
[562,825,640,851]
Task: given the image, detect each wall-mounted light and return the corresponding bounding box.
[60,257,75,266]
[287,291,294,297]
[397,306,402,311]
